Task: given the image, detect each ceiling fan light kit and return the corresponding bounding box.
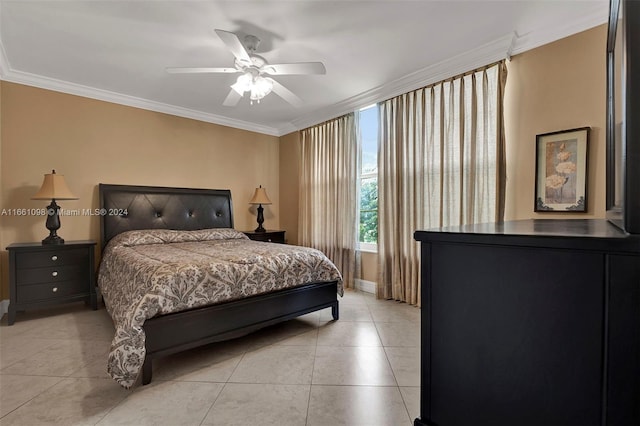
[231,70,274,104]
[167,29,325,107]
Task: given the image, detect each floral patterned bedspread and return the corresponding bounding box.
[98,228,343,388]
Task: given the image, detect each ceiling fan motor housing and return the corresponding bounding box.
[243,34,261,53]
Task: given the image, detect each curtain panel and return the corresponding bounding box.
[378,62,507,305]
[299,114,358,289]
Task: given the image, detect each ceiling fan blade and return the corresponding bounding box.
[271,80,303,107]
[166,67,238,74]
[263,62,326,75]
[215,29,251,63]
[223,89,243,106]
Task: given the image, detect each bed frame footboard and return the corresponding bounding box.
[141,280,339,385]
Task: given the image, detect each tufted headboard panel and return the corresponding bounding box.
[99,184,234,248]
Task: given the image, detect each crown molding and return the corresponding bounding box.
[0,67,281,136]
[287,33,514,133]
[511,4,608,56]
[0,40,10,78]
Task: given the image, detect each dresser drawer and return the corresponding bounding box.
[15,248,88,269]
[17,280,87,303]
[15,264,87,285]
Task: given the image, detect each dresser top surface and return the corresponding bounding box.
[414,220,640,252]
[419,219,627,237]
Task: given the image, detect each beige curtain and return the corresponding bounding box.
[378,62,507,305]
[299,113,358,289]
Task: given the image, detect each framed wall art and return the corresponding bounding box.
[534,127,590,212]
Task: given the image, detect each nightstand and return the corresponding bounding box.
[6,241,97,325]
[242,230,286,244]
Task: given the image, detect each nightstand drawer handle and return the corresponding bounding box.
[52,287,58,293]
[51,255,58,261]
[52,271,58,277]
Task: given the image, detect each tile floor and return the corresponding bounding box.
[0,289,421,426]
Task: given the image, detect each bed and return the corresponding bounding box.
[98,184,341,388]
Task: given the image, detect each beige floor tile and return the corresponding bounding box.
[152,346,243,383]
[97,381,223,426]
[21,319,115,342]
[0,377,128,426]
[0,293,422,425]
[340,289,371,305]
[384,346,420,386]
[400,386,421,422]
[369,303,421,323]
[363,294,401,307]
[228,345,316,384]
[307,385,412,426]
[1,339,110,377]
[68,357,112,380]
[0,375,62,417]
[296,310,322,324]
[312,346,396,386]
[227,319,319,352]
[0,337,60,370]
[375,321,420,347]
[0,320,40,341]
[317,321,382,347]
[273,329,319,346]
[320,303,373,322]
[201,383,310,426]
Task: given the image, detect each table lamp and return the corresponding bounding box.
[249,185,272,232]
[31,170,78,244]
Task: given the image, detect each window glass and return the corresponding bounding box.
[358,105,378,247]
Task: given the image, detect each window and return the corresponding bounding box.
[358,105,379,251]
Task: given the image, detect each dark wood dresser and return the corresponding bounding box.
[413,219,640,426]
[7,241,97,325]
[242,230,286,244]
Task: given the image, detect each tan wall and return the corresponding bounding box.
[504,25,607,220]
[358,250,378,283]
[279,131,300,245]
[0,82,280,299]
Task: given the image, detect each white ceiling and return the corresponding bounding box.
[0,1,608,136]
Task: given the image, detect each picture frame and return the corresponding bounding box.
[534,127,590,212]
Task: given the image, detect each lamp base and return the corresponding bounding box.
[254,204,266,232]
[42,199,64,244]
[42,234,65,245]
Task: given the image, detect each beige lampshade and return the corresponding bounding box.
[31,170,78,200]
[249,186,272,205]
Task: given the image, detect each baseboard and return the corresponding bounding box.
[354,278,376,294]
[0,299,9,319]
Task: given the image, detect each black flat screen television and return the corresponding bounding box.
[606,0,640,234]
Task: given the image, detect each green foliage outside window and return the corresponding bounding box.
[359,178,378,243]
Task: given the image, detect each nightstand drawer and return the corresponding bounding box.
[16,248,88,269]
[17,280,87,303]
[15,264,87,285]
[243,230,286,243]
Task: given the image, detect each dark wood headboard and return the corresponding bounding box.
[99,184,234,248]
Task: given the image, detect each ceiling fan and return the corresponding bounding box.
[166,29,326,107]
